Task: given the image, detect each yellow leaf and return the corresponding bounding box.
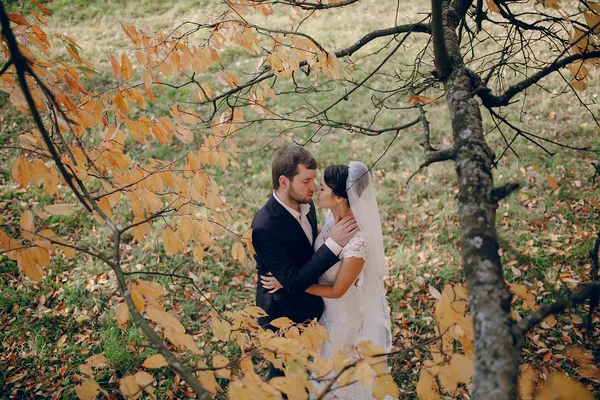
[449,354,473,385]
[537,373,593,400]
[44,203,74,216]
[566,346,600,379]
[165,329,200,354]
[161,228,183,256]
[333,348,352,372]
[416,369,440,400]
[116,302,130,328]
[197,360,220,395]
[143,354,168,369]
[518,364,536,400]
[212,317,232,341]
[231,242,248,265]
[510,284,536,311]
[85,354,108,368]
[371,373,399,400]
[244,305,268,318]
[79,364,94,377]
[75,379,101,400]
[269,376,306,399]
[357,340,384,357]
[213,354,231,379]
[193,244,204,264]
[353,359,375,388]
[134,371,155,388]
[239,357,255,375]
[311,353,333,378]
[270,317,294,330]
[119,375,141,399]
[146,305,185,333]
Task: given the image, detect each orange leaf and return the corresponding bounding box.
[590,198,600,212]
[485,0,500,13]
[20,210,35,240]
[32,1,50,16]
[543,351,552,362]
[121,53,133,81]
[108,55,120,79]
[546,175,558,191]
[540,0,561,10]
[407,95,438,105]
[7,12,30,26]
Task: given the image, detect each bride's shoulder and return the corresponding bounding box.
[347,230,368,248]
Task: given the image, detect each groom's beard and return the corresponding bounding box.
[288,186,312,204]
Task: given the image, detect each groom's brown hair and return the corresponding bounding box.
[272,146,317,190]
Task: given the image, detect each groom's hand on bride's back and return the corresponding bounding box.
[330,214,359,247]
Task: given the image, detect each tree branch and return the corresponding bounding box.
[203,22,430,105]
[431,0,452,81]
[517,282,600,336]
[476,51,600,108]
[587,231,600,338]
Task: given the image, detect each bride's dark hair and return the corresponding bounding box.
[323,165,349,199]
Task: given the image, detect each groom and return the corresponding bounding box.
[252,146,357,379]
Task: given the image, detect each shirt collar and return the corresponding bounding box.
[273,191,311,221]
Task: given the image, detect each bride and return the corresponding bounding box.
[261,161,392,399]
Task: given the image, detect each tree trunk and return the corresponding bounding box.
[441,7,521,399]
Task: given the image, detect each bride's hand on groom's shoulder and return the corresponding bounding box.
[260,272,283,294]
[330,214,359,247]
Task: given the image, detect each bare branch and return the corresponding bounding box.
[517,282,600,335]
[487,182,520,203]
[432,0,452,81]
[406,147,456,184]
[251,0,360,10]
[587,231,600,338]
[476,51,600,108]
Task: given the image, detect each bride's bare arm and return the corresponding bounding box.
[305,257,365,299]
[260,258,364,297]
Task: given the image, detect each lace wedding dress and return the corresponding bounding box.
[313,210,374,399]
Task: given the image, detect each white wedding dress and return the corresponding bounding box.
[313,210,380,400]
[309,161,393,399]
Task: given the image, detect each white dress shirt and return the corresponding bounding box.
[273,192,343,256]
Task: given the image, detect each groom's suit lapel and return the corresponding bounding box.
[268,195,314,250]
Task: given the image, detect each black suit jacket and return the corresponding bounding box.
[252,194,339,326]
